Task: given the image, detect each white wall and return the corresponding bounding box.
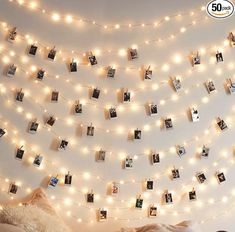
[0,0,235,231]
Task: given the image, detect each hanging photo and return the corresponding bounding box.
[146,180,154,191]
[109,107,117,119]
[164,192,173,204]
[123,90,131,103]
[33,154,43,167]
[134,129,141,140]
[176,145,186,157]
[171,168,180,180]
[58,139,69,151]
[216,172,226,184]
[48,175,59,188]
[87,124,94,136]
[28,44,38,56]
[16,89,24,102]
[87,191,94,203]
[107,66,116,78]
[37,69,45,80]
[111,182,119,195]
[172,76,182,92]
[228,79,235,94]
[189,189,197,201]
[196,172,206,184]
[7,64,17,77]
[217,118,228,131]
[216,51,223,63]
[135,197,143,209]
[206,80,216,94]
[16,146,24,160]
[125,156,133,169]
[74,102,82,114]
[98,209,107,222]
[228,32,235,46]
[192,51,200,66]
[128,48,138,60]
[96,149,106,162]
[149,205,157,217]
[64,172,72,186]
[46,116,56,127]
[191,108,199,122]
[201,145,209,158]
[51,90,59,102]
[48,47,57,60]
[144,66,152,80]
[28,121,39,134]
[8,27,17,42]
[151,152,160,164]
[149,104,158,116]
[91,88,100,100]
[164,118,173,129]
[9,183,18,194]
[70,59,77,72]
[0,128,6,137]
[88,53,97,65]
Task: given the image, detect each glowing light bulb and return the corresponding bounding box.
[65,15,73,23]
[52,13,60,21]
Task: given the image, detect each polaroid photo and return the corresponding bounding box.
[48,176,59,188]
[46,116,56,127]
[176,145,186,157]
[107,67,116,78]
[123,91,131,103]
[146,180,154,191]
[189,189,197,201]
[152,152,160,164]
[171,168,180,180]
[164,192,173,204]
[201,145,209,158]
[87,124,94,136]
[0,128,6,137]
[149,205,157,217]
[227,79,235,94]
[87,191,94,203]
[217,118,228,131]
[164,118,173,129]
[216,172,226,184]
[37,69,45,80]
[7,64,17,77]
[125,157,133,169]
[92,88,100,100]
[8,27,17,42]
[196,172,206,184]
[206,81,216,94]
[51,90,59,102]
[29,121,39,134]
[216,51,223,63]
[74,103,82,114]
[88,53,98,65]
[99,209,107,222]
[64,172,72,186]
[192,52,200,66]
[70,59,77,72]
[33,155,43,167]
[135,197,143,209]
[111,182,119,195]
[48,47,56,60]
[96,150,106,162]
[16,89,24,102]
[134,129,141,140]
[58,139,69,151]
[191,108,199,122]
[172,77,182,92]
[144,66,152,80]
[9,183,18,194]
[29,44,38,56]
[16,146,24,160]
[228,32,235,46]
[150,104,158,116]
[109,107,117,119]
[129,48,138,60]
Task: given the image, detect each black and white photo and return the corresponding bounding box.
[149,205,157,217]
[201,145,209,158]
[33,154,43,167]
[134,129,141,140]
[109,107,117,119]
[98,209,107,222]
[87,191,94,203]
[206,80,216,94]
[135,197,143,209]
[129,48,138,60]
[111,182,119,195]
[176,145,186,157]
[149,104,158,116]
[7,64,17,77]
[16,89,24,102]
[172,76,182,92]
[146,180,154,190]
[96,149,106,162]
[16,146,24,160]
[171,168,180,179]
[9,183,18,194]
[64,172,72,185]
[91,88,100,100]
[216,51,223,63]
[48,47,56,60]
[29,121,39,134]
[46,116,56,126]
[192,51,200,66]
[58,139,69,151]
[151,152,160,164]
[8,27,17,42]
[125,157,133,169]
[29,44,38,56]
[228,79,235,94]
[107,67,116,78]
[164,192,173,204]
[87,124,94,136]
[189,189,197,201]
[196,172,206,184]
[191,108,200,122]
[51,90,59,102]
[123,90,131,103]
[0,128,6,138]
[37,69,45,80]
[74,102,82,114]
[144,66,152,80]
[217,118,228,131]
[88,53,97,65]
[216,172,226,184]
[70,59,77,72]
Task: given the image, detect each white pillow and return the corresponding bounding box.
[0,223,25,232]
